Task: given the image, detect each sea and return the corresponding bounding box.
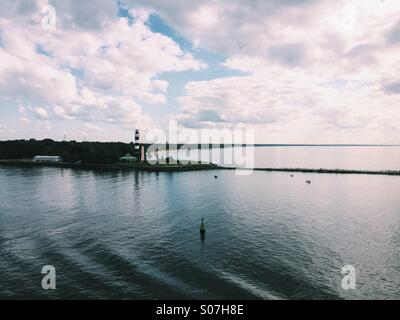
[1,146,400,299]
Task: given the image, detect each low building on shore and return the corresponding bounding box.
[33,155,62,162]
[119,153,138,163]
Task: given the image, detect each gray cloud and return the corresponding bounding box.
[268,43,306,67]
[177,110,224,129]
[0,0,41,19]
[49,0,118,30]
[197,110,224,122]
[0,0,118,30]
[178,119,209,129]
[344,43,378,66]
[386,20,400,45]
[15,0,40,15]
[383,81,400,95]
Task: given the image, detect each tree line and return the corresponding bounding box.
[0,139,134,163]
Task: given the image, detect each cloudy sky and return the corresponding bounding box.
[1,0,400,143]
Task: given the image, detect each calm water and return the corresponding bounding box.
[165,145,400,171]
[1,147,400,299]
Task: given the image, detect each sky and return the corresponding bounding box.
[1,0,400,144]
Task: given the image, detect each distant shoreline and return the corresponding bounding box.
[1,159,400,176]
[224,167,400,176]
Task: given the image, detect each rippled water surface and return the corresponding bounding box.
[1,147,400,299]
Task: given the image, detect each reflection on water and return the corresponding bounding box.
[1,147,400,299]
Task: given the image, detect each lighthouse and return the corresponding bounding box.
[134,129,140,157]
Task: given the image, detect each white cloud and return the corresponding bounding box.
[124,0,400,142]
[20,117,31,124]
[0,1,205,137]
[49,92,155,129]
[83,123,103,132]
[127,0,340,55]
[2,0,400,143]
[34,107,48,120]
[0,45,78,104]
[176,58,400,142]
[2,15,203,103]
[152,80,169,94]
[34,18,204,99]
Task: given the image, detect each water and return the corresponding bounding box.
[1,146,400,299]
[163,145,400,171]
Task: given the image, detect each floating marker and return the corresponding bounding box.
[200,217,206,241]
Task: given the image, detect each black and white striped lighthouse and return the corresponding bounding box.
[134,129,140,156]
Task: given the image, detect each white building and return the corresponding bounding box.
[33,156,62,162]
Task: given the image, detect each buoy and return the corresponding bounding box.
[200,217,206,241]
[214,175,218,179]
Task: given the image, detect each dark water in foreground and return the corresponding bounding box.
[1,160,400,299]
